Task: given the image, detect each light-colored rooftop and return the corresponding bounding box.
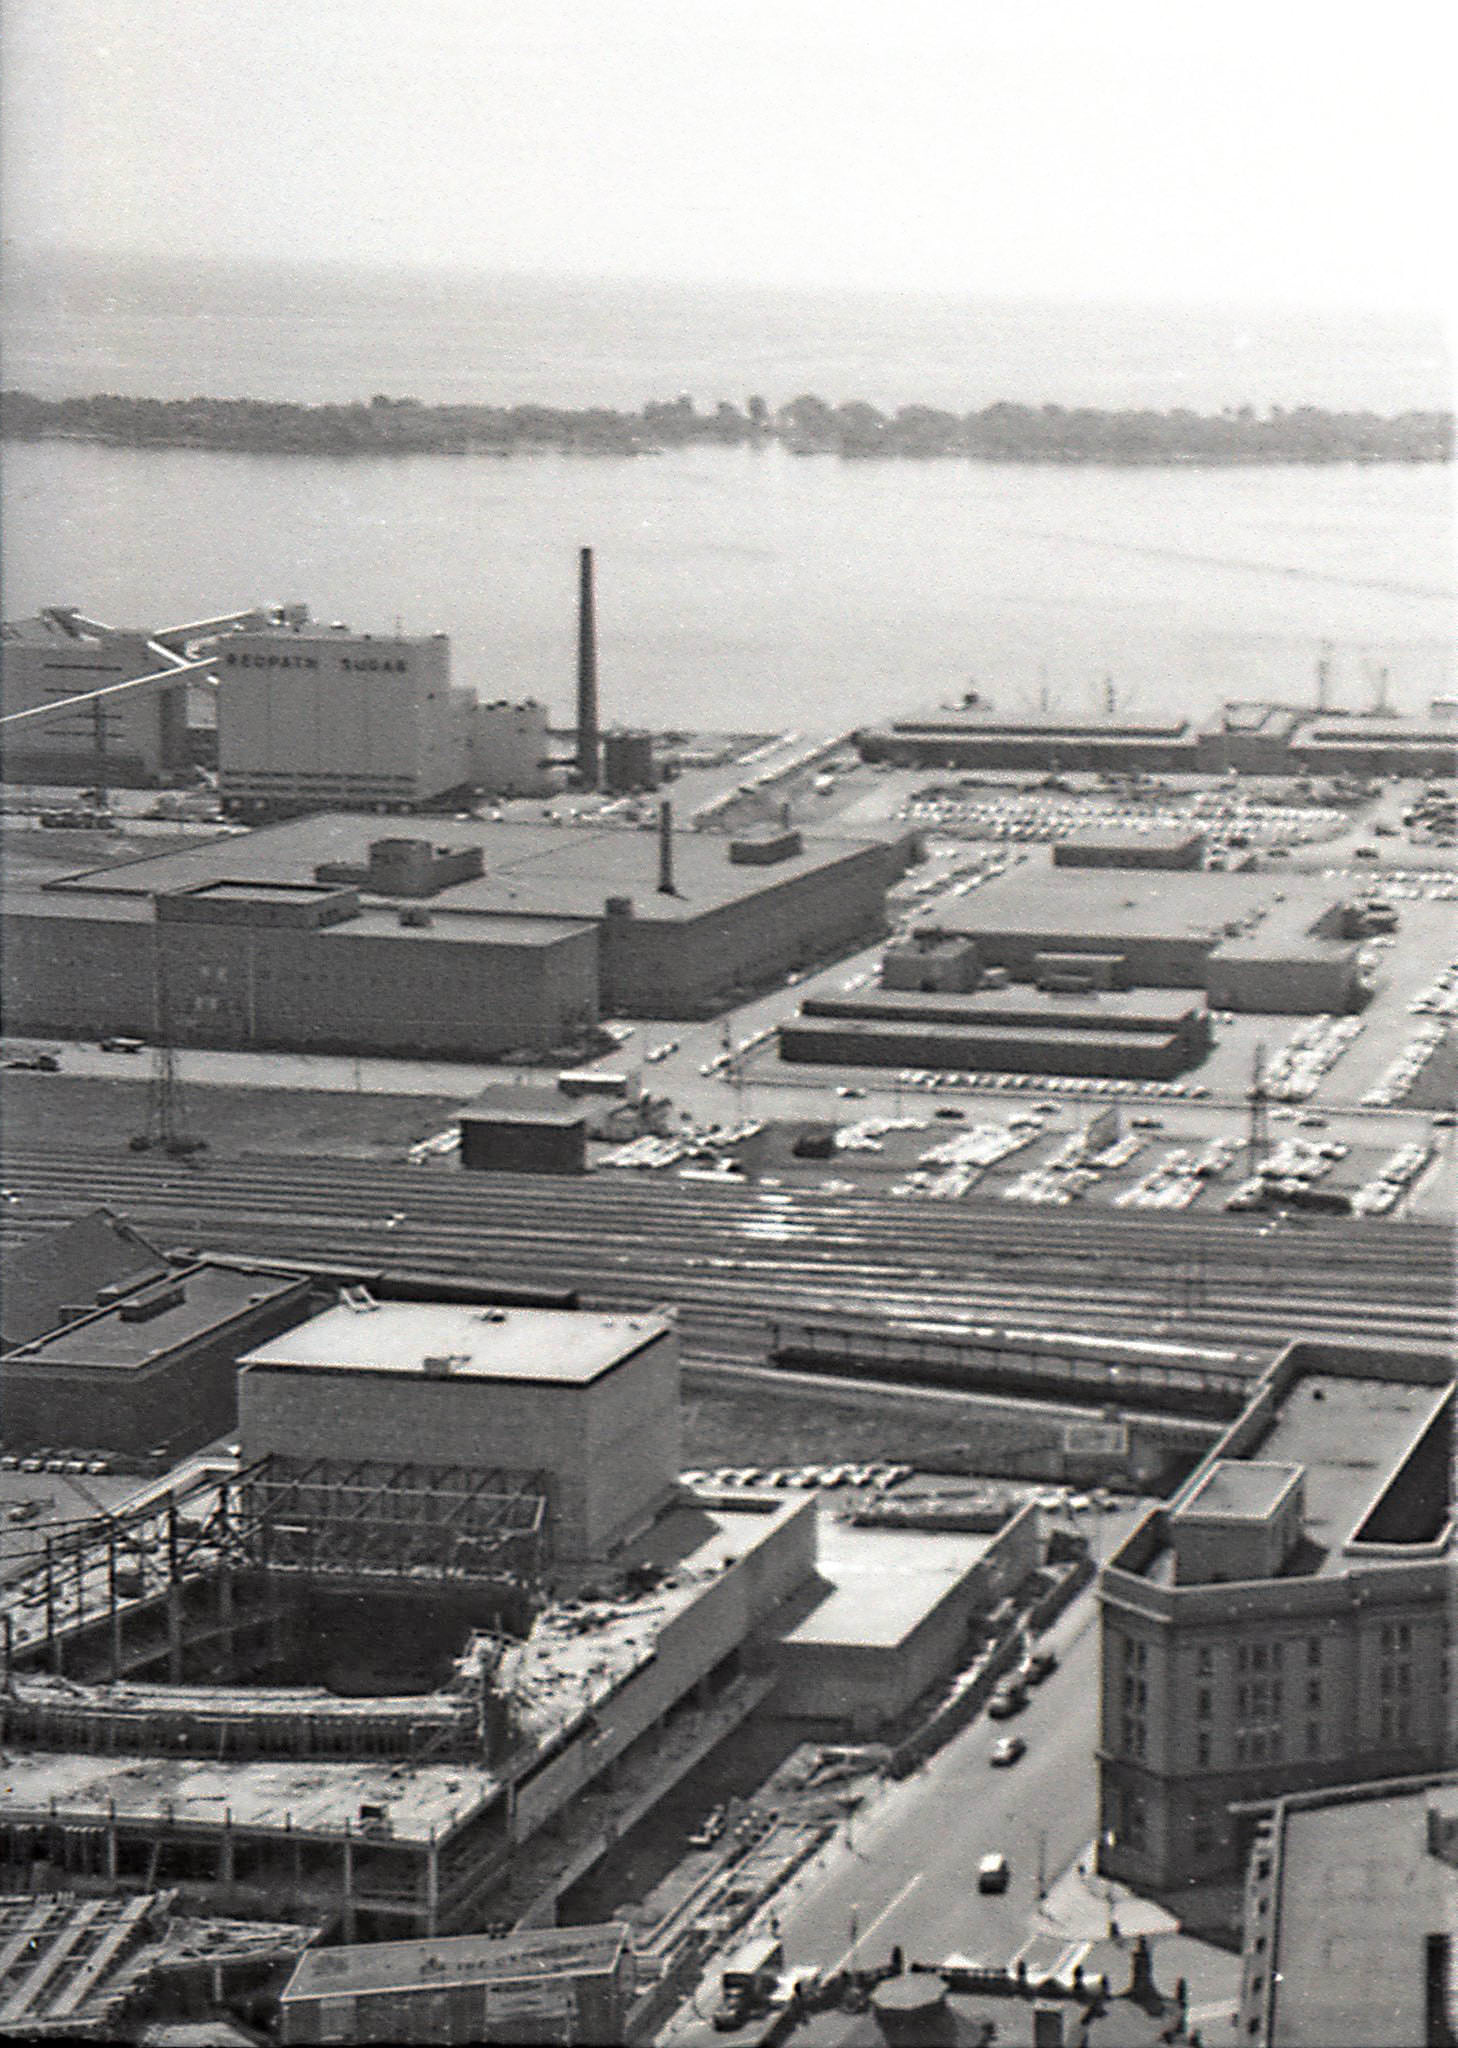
[1137,1371,1453,1584]
[281,1921,629,2002]
[1267,1780,1458,2047]
[779,1518,995,1650]
[1249,1373,1450,1565]
[0,1750,496,1843]
[937,853,1345,951]
[240,1303,670,1386]
[1176,1460,1301,1523]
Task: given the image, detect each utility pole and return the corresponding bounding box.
[134,946,205,1155]
[1246,1040,1270,1171]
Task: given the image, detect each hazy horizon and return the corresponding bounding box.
[3,1,1448,315]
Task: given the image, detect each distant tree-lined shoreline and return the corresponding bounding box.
[0,389,1449,464]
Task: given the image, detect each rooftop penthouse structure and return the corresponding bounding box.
[1097,1338,1454,1895]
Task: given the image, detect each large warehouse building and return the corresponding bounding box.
[216,624,471,814]
[2,813,903,1050]
[855,702,1458,778]
[922,855,1363,1015]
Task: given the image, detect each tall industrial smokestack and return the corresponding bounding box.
[576,547,600,788]
[657,799,677,895]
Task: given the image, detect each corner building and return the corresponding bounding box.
[1097,1338,1454,1896]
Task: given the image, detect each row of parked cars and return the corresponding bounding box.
[683,1463,912,1492]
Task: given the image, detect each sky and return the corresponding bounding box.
[1,0,1453,311]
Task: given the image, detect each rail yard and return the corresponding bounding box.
[1,1141,1451,1373]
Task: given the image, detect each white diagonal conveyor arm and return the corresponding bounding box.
[0,653,220,728]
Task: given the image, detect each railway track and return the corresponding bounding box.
[3,1142,1452,1366]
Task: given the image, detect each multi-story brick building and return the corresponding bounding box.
[1097,1338,1454,1897]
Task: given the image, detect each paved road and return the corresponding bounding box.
[664,1564,1240,2046]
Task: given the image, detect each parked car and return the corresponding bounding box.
[98,1037,145,1054]
[990,1735,1026,1767]
[977,1852,1011,1893]
[1021,1649,1058,1684]
[987,1680,1028,1720]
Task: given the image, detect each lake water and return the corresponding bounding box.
[2,256,1451,733]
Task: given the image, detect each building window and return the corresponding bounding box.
[1397,1663,1411,1692]
[1197,1731,1211,1768]
[1307,1638,1322,1667]
[1381,1623,1393,1651]
[1306,1679,1321,1710]
[1306,1721,1320,1756]
[1398,1621,1411,1651]
[1237,1684,1248,1715]
[1193,1818,1213,1855]
[1380,1667,1392,1696]
[1237,1645,1250,1674]
[1270,1641,1283,1668]
[1250,1732,1267,1763]
[1198,1688,1212,1719]
[1197,1646,1214,1677]
[1252,1643,1268,1672]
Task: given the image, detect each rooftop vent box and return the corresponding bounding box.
[421,1352,469,1377]
[119,1283,185,1322]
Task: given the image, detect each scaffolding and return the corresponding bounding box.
[1,1456,550,1683]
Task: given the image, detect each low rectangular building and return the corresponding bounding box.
[771,1503,1039,1733]
[278,1922,634,2046]
[459,1088,588,1175]
[1054,828,1206,870]
[1,1263,313,1457]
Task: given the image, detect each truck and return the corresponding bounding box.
[711,1935,784,2031]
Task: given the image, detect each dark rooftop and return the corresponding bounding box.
[48,812,888,925]
[0,1210,168,1352]
[4,1264,306,1373]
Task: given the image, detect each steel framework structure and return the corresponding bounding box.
[2,1456,550,1678]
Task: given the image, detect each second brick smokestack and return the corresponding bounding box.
[657,798,676,895]
[576,546,600,788]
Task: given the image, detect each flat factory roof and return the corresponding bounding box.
[779,1518,995,1650]
[808,986,1201,1025]
[3,1265,304,1373]
[1176,1459,1301,1522]
[281,1921,630,2003]
[1058,828,1203,854]
[938,853,1344,951]
[1266,1781,1458,2048]
[48,812,887,924]
[240,1303,670,1386]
